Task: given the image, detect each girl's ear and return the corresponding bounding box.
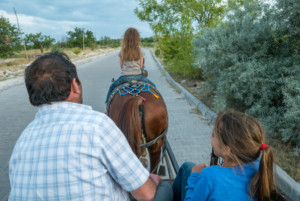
[225,146,231,153]
[223,145,232,157]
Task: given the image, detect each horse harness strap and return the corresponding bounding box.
[140,127,168,149]
[106,80,158,116]
[136,87,168,149]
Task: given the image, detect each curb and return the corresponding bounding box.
[149,49,299,201]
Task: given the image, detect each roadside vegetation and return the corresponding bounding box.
[136,0,300,182]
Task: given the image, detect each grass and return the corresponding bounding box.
[0,58,28,69]
[268,138,300,182]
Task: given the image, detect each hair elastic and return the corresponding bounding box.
[260,143,268,150]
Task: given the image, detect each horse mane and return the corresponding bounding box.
[117,97,143,157]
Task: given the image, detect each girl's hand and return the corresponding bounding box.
[191,163,208,173]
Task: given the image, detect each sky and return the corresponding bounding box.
[0,0,154,41]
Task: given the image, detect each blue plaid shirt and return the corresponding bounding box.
[9,102,149,201]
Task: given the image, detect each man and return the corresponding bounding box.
[9,52,172,200]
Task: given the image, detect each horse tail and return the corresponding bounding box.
[117,97,143,157]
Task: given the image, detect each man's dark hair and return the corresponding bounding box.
[25,52,80,106]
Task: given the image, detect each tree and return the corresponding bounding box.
[0,16,22,58]
[25,32,55,53]
[135,0,229,35]
[66,27,96,49]
[85,30,96,49]
[134,0,247,78]
[97,36,121,48]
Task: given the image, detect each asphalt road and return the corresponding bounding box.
[0,50,213,201]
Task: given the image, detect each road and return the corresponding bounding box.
[0,49,212,200]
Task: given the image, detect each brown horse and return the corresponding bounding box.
[107,81,168,173]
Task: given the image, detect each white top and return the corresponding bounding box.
[119,50,145,75]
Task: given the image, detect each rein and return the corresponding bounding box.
[140,127,168,149]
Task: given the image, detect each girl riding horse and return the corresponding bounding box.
[105,27,155,113]
[105,27,168,173]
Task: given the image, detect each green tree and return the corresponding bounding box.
[85,30,96,49]
[67,27,96,49]
[135,0,246,78]
[0,16,22,58]
[97,36,121,48]
[25,32,55,53]
[135,0,227,35]
[98,36,111,46]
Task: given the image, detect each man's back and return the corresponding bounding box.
[9,101,149,201]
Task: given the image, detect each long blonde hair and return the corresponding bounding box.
[214,110,274,201]
[120,27,142,61]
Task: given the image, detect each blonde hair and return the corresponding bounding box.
[214,110,274,201]
[120,27,142,61]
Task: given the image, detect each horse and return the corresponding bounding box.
[107,81,168,173]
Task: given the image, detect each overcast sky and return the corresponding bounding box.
[0,0,154,41]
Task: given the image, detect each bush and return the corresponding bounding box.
[193,1,300,145]
[141,42,154,48]
[72,47,82,55]
[51,44,64,52]
[158,34,201,78]
[155,49,160,57]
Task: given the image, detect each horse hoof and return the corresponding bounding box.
[158,164,166,176]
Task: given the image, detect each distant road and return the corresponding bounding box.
[0,50,212,201]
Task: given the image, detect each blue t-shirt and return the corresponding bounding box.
[185,160,259,201]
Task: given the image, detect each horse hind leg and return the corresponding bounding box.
[148,136,165,174]
[139,148,148,169]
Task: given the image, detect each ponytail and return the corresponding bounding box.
[250,146,274,201]
[214,110,275,200]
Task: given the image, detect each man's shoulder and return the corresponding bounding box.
[77,108,112,126]
[40,102,112,127]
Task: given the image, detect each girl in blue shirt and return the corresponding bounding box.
[173,110,274,201]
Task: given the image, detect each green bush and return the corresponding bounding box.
[155,49,160,57]
[72,47,82,55]
[193,1,300,145]
[51,44,64,52]
[141,42,154,48]
[159,34,201,79]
